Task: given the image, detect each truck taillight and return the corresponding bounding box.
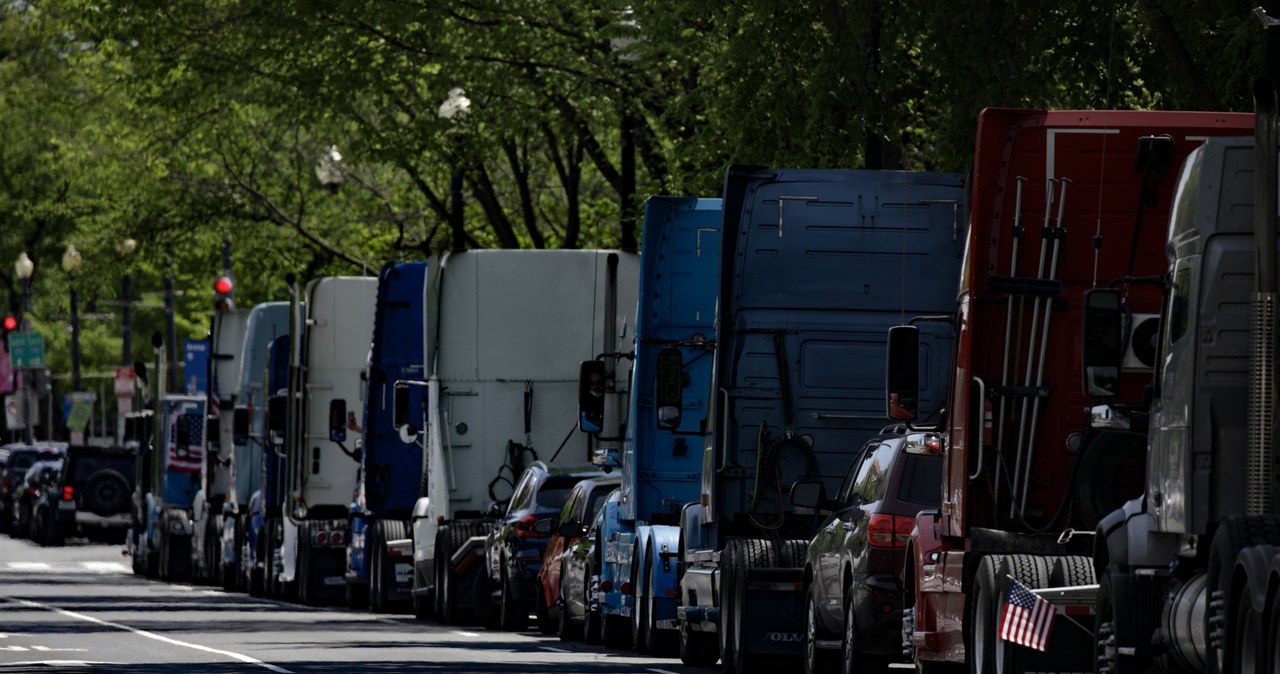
[868,514,910,549]
[331,530,344,545]
[62,486,75,501]
[514,514,547,539]
[314,530,330,545]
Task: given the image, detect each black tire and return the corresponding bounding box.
[601,612,631,649]
[1267,581,1280,674]
[222,516,242,592]
[804,584,838,674]
[1049,555,1095,587]
[535,581,555,635]
[438,523,481,625]
[967,555,1005,674]
[14,502,30,540]
[679,616,719,667]
[499,565,528,631]
[369,522,386,612]
[842,582,889,674]
[632,544,649,653]
[719,541,739,674]
[298,522,314,606]
[724,539,784,674]
[1207,515,1280,674]
[82,469,130,517]
[557,567,583,641]
[347,581,369,609]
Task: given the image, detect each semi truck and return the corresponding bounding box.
[219,302,290,592]
[675,166,967,672]
[129,333,209,581]
[345,261,427,611]
[277,275,377,605]
[253,332,293,598]
[1077,92,1280,671]
[882,109,1254,673]
[586,196,722,653]
[398,250,638,624]
[191,305,246,587]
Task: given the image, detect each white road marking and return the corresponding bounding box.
[2,562,129,574]
[648,670,681,674]
[30,646,86,652]
[0,596,293,673]
[453,631,480,637]
[539,646,571,653]
[0,661,123,667]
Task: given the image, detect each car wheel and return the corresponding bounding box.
[535,581,555,635]
[805,585,838,674]
[584,566,602,645]
[841,582,888,674]
[557,572,582,641]
[499,566,528,631]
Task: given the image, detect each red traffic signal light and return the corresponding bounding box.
[2,315,15,332]
[213,276,235,312]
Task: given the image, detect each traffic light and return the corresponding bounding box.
[1,314,16,341]
[213,276,235,313]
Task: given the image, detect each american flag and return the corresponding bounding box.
[167,410,205,473]
[999,576,1055,651]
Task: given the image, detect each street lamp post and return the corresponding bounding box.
[62,244,82,392]
[118,238,136,365]
[14,252,34,444]
[438,87,471,253]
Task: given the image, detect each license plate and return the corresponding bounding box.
[58,501,76,511]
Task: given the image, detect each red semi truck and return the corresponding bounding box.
[886,108,1253,672]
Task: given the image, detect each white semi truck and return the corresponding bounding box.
[397,249,639,623]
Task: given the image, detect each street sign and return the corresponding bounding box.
[4,395,23,430]
[114,366,136,397]
[184,339,209,394]
[65,391,95,432]
[7,332,45,369]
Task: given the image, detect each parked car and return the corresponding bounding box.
[13,458,63,541]
[557,487,622,643]
[482,461,607,630]
[31,445,136,546]
[2,443,66,536]
[796,430,944,674]
[534,475,620,634]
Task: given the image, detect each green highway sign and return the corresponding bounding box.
[7,332,45,368]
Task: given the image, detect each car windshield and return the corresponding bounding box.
[896,453,943,506]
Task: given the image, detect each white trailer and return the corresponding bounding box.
[278,276,377,605]
[401,249,639,623]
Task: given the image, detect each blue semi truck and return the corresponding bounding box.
[250,332,293,598]
[674,167,967,671]
[587,197,723,652]
[345,261,427,611]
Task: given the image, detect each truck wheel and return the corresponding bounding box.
[632,544,650,653]
[1231,545,1275,673]
[679,617,718,666]
[967,555,1006,674]
[842,583,888,674]
[725,539,781,674]
[1207,515,1280,674]
[804,586,838,674]
[1049,555,1094,587]
[369,522,386,612]
[643,547,677,655]
[298,522,315,606]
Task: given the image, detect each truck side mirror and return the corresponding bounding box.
[578,360,606,433]
[1082,289,1123,399]
[886,326,920,421]
[267,395,287,445]
[329,399,347,443]
[655,348,684,430]
[232,407,249,445]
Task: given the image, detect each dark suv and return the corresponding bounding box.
[483,461,607,630]
[795,430,943,674]
[1,443,66,535]
[33,445,136,545]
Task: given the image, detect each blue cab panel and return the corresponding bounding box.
[362,261,427,517]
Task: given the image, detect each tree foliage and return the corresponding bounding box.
[0,0,1270,400]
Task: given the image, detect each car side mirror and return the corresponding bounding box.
[578,360,606,433]
[533,518,554,535]
[886,326,920,421]
[1082,289,1123,399]
[329,399,347,443]
[655,348,684,430]
[232,407,250,445]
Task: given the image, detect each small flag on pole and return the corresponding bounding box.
[999,576,1055,651]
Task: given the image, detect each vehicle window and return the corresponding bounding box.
[507,472,535,514]
[11,454,36,471]
[71,455,135,486]
[537,476,579,510]
[835,450,865,505]
[557,486,584,526]
[852,440,897,504]
[896,454,943,506]
[585,485,614,520]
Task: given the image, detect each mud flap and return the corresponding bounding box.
[738,568,806,657]
[1004,611,1095,673]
